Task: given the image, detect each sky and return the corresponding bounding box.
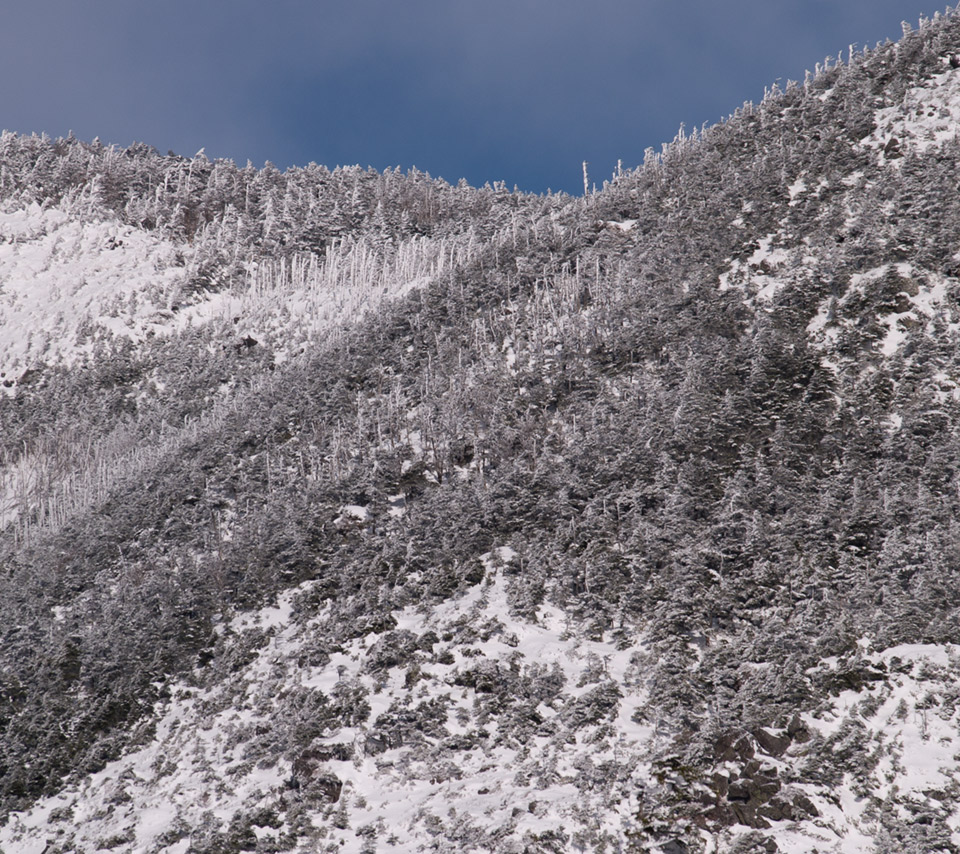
[0,1,947,194]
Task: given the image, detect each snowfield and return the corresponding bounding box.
[0,201,449,388]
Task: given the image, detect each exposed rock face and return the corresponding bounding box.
[696,729,819,831]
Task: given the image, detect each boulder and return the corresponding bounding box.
[753,728,791,757]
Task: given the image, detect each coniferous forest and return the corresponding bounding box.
[3,11,960,854]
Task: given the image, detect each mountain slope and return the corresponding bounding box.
[3,11,960,854]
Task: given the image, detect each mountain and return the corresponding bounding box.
[3,11,960,854]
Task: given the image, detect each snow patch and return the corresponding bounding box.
[787,177,807,203]
[761,643,960,852]
[863,62,960,161]
[718,232,793,303]
[807,263,953,359]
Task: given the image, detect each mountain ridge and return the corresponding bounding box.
[3,10,960,853]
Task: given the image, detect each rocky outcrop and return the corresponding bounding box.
[696,728,818,831]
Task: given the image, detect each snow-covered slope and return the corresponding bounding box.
[862,54,960,162]
[0,202,192,383]
[8,567,960,854]
[0,201,454,536]
[0,551,656,853]
[778,643,960,853]
[0,201,453,386]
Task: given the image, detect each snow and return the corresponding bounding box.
[0,201,448,394]
[602,219,637,232]
[806,298,835,336]
[387,493,407,517]
[0,202,191,382]
[807,262,953,360]
[878,312,908,356]
[0,548,659,853]
[863,60,960,161]
[932,371,960,403]
[877,271,947,356]
[746,235,791,270]
[718,231,792,303]
[761,642,960,852]
[340,504,369,521]
[502,336,518,372]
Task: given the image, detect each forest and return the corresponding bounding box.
[2,10,960,854]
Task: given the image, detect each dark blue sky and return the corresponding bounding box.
[0,1,945,194]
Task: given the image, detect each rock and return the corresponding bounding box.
[728,766,781,811]
[735,735,756,761]
[313,743,354,762]
[714,731,756,762]
[731,801,769,829]
[713,731,738,761]
[759,799,789,822]
[364,733,391,755]
[791,793,819,818]
[883,137,903,158]
[290,745,353,790]
[786,715,811,743]
[18,367,43,386]
[288,748,343,802]
[730,832,779,853]
[753,728,791,757]
[701,805,737,828]
[313,772,343,804]
[697,789,719,807]
[756,779,782,804]
[712,772,730,798]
